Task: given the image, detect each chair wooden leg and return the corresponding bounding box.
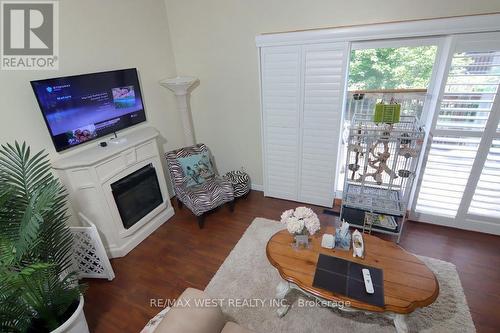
[197,214,205,229]
[229,200,235,212]
[177,198,183,209]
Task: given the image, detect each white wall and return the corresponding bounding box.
[3,0,500,189]
[163,0,500,186]
[0,0,184,162]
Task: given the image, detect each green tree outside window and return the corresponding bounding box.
[348,46,437,91]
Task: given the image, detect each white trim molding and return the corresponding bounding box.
[412,213,500,236]
[255,13,500,47]
[251,183,263,192]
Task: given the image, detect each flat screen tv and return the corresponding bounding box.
[31,68,146,152]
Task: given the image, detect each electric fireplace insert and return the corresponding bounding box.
[111,164,163,229]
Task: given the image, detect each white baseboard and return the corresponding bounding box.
[251,184,263,191]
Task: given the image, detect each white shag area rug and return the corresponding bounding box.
[204,218,476,333]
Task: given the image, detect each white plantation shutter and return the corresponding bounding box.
[260,43,348,206]
[434,50,500,133]
[299,43,348,206]
[261,46,301,200]
[414,32,500,234]
[416,135,480,217]
[469,139,500,218]
[467,44,500,220]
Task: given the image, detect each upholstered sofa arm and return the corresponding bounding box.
[154,288,226,333]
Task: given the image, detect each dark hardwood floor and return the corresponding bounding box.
[84,191,500,333]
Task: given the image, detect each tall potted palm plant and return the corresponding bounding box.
[0,142,87,332]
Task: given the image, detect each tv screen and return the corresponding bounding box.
[31,68,146,152]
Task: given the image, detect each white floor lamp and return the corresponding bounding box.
[160,76,199,146]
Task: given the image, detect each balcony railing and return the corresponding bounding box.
[345,88,428,120]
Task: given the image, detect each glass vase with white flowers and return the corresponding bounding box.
[280,207,321,249]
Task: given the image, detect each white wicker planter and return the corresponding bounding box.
[51,295,89,333]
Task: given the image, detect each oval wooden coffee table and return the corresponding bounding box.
[266,227,439,333]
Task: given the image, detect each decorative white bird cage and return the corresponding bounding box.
[340,113,425,242]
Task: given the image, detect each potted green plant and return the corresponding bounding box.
[0,142,87,333]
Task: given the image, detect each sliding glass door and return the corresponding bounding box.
[412,33,500,234]
[336,38,440,194]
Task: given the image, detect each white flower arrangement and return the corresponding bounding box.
[280,207,321,236]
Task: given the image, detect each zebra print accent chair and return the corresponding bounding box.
[165,143,235,228]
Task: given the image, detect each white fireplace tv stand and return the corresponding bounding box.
[52,127,175,258]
